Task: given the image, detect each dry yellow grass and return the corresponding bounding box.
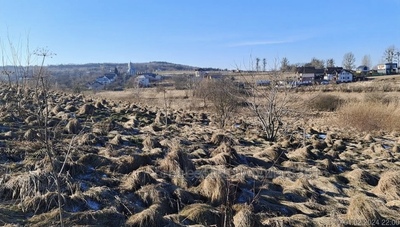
[336,100,400,133]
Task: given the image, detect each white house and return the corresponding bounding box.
[195,68,207,77]
[135,75,150,87]
[336,70,353,83]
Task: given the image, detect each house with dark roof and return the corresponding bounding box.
[324,67,343,81]
[295,67,318,83]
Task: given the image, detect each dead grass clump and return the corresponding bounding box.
[78,153,111,168]
[109,134,123,146]
[51,105,63,115]
[319,158,337,173]
[307,93,343,111]
[210,142,243,166]
[160,142,195,174]
[337,101,400,133]
[346,194,382,225]
[65,118,82,134]
[199,171,228,206]
[135,184,167,206]
[23,129,39,141]
[111,154,151,174]
[78,103,95,115]
[142,135,162,151]
[287,145,316,162]
[21,191,60,214]
[65,207,125,226]
[120,170,157,191]
[345,168,378,187]
[210,132,236,146]
[274,177,318,203]
[233,205,259,227]
[0,170,53,202]
[78,133,98,146]
[126,204,165,227]
[179,203,221,226]
[254,146,288,164]
[372,170,400,201]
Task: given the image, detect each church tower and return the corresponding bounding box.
[127,62,135,75]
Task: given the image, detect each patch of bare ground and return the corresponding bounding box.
[1,82,400,226]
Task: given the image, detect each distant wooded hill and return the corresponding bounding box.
[47,61,221,73]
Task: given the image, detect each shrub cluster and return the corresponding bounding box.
[307,94,343,112]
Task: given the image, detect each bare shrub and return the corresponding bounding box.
[337,101,400,133]
[240,67,291,141]
[194,77,243,128]
[307,93,343,111]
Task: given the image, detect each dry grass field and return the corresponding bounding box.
[1,76,400,226]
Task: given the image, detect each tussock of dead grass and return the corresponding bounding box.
[65,118,82,134]
[198,171,228,206]
[142,135,162,151]
[345,168,378,187]
[120,170,156,191]
[210,132,236,146]
[159,142,195,174]
[209,142,243,166]
[179,203,221,226]
[66,207,125,226]
[126,204,165,227]
[0,170,54,202]
[346,194,382,225]
[111,154,151,174]
[372,170,400,201]
[78,103,95,115]
[233,204,258,227]
[336,100,400,133]
[254,145,288,164]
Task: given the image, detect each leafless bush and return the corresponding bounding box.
[194,77,243,128]
[240,67,291,141]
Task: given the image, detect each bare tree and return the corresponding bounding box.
[361,55,372,68]
[342,52,356,70]
[383,45,397,63]
[326,58,335,67]
[305,57,324,68]
[256,58,260,72]
[280,57,289,72]
[262,58,266,72]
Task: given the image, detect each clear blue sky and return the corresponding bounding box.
[1,0,399,70]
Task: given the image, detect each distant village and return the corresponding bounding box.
[85,61,400,91]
